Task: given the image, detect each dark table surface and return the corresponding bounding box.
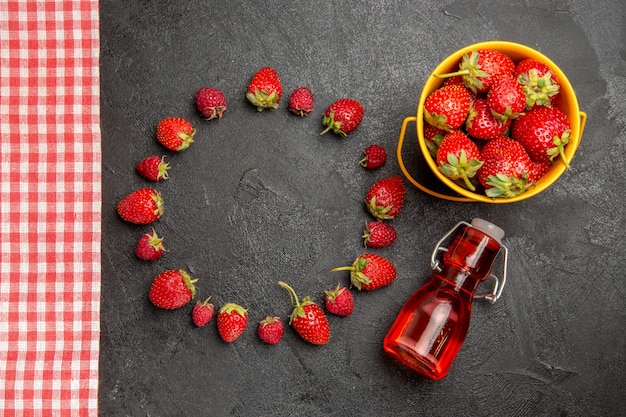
[99,1,626,416]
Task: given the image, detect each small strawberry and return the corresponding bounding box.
[423,84,471,132]
[465,98,510,140]
[149,269,197,310]
[257,316,284,345]
[511,106,572,168]
[477,136,534,198]
[196,87,227,120]
[436,49,515,94]
[278,281,330,345]
[288,87,314,117]
[423,123,446,157]
[362,221,397,248]
[359,144,387,169]
[135,229,165,261]
[192,296,215,327]
[330,253,396,291]
[365,176,407,221]
[136,155,170,181]
[514,58,560,109]
[486,74,526,122]
[320,98,364,137]
[156,117,196,152]
[324,284,354,317]
[117,188,164,224]
[217,303,248,342]
[436,131,483,191]
[247,67,283,111]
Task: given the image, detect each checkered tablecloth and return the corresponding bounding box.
[0,1,101,415]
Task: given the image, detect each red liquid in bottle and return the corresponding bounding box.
[383,219,503,380]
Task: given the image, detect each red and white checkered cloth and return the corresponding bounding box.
[0,1,100,415]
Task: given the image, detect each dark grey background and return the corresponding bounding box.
[99,1,625,416]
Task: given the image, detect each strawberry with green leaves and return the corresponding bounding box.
[359,144,387,169]
[136,155,170,181]
[324,284,354,317]
[436,49,515,94]
[365,176,406,221]
[278,281,330,345]
[465,98,510,140]
[514,58,560,109]
[117,188,164,224]
[477,136,534,198]
[135,229,166,261]
[331,253,396,291]
[436,131,483,192]
[423,84,471,132]
[247,67,283,111]
[258,316,284,345]
[156,117,196,151]
[362,221,397,248]
[423,123,446,157]
[486,74,526,122]
[217,303,248,342]
[320,98,364,137]
[149,269,197,310]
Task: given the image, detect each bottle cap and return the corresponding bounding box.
[471,218,505,243]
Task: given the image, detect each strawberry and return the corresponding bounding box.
[423,123,446,157]
[117,188,164,224]
[196,87,227,120]
[278,281,330,345]
[514,58,560,109]
[330,253,396,291]
[257,316,284,345]
[192,296,215,327]
[362,221,397,248]
[530,159,551,183]
[423,84,471,132]
[149,269,197,310]
[135,229,165,261]
[359,144,387,169]
[511,106,572,168]
[436,131,483,191]
[477,136,534,198]
[436,49,515,94]
[320,98,364,137]
[324,284,354,317]
[246,67,282,111]
[217,303,248,342]
[365,176,406,221]
[156,117,196,152]
[465,98,510,140]
[486,74,526,122]
[288,86,314,117]
[136,155,170,181]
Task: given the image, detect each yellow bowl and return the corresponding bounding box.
[397,41,587,203]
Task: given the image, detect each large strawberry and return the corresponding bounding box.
[217,303,248,342]
[436,131,483,191]
[477,136,534,198]
[423,84,471,132]
[365,176,406,221]
[486,74,526,122]
[514,58,560,109]
[330,253,396,291]
[436,49,515,94]
[156,117,196,152]
[117,188,164,224]
[278,281,330,345]
[320,98,364,137]
[465,98,510,140]
[511,106,572,168]
[149,269,197,310]
[246,67,282,111]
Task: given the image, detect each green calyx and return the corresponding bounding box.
[547,129,571,170]
[517,69,560,109]
[330,257,371,290]
[320,111,347,137]
[157,156,170,180]
[151,191,165,218]
[438,150,483,191]
[247,88,280,111]
[365,196,394,221]
[485,173,532,198]
[179,269,198,298]
[147,228,165,250]
[278,281,314,324]
[433,49,489,93]
[176,129,196,151]
[219,302,247,316]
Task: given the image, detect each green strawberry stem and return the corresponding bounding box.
[547,129,571,170]
[278,281,314,324]
[330,257,371,290]
[179,269,198,298]
[320,112,346,137]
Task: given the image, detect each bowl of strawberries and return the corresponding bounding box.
[398,41,586,203]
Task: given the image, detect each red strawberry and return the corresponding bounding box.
[423,123,446,157]
[486,74,526,122]
[192,297,215,327]
[217,303,248,342]
[359,144,387,169]
[324,284,354,317]
[156,117,196,151]
[365,176,406,221]
[288,87,314,117]
[149,269,197,310]
[511,106,572,168]
[436,131,483,191]
[423,84,471,132]
[135,229,165,261]
[320,98,364,137]
[196,87,227,120]
[246,67,282,111]
[436,49,515,94]
[514,58,560,109]
[477,136,534,198]
[466,98,510,140]
[331,253,396,291]
[136,155,170,181]
[278,281,330,345]
[117,188,164,224]
[257,316,284,345]
[530,159,551,183]
[362,221,397,248]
